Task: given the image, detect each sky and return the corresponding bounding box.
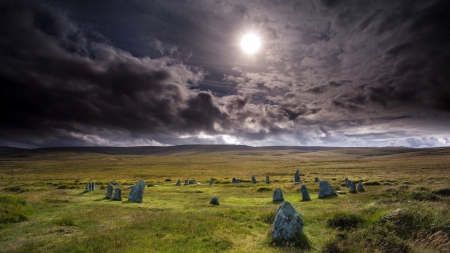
[1,0,450,148]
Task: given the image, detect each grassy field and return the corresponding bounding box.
[0,145,449,252]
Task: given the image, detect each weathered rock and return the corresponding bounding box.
[128,180,145,203]
[236,179,240,183]
[271,201,304,243]
[349,181,357,193]
[300,185,311,201]
[176,180,181,186]
[232,178,237,183]
[189,179,195,185]
[357,181,365,192]
[105,184,114,199]
[112,188,122,201]
[314,177,319,183]
[273,188,284,202]
[209,196,219,205]
[184,180,189,185]
[294,170,301,184]
[91,182,95,191]
[318,180,337,199]
[345,178,350,188]
[209,178,214,185]
[251,176,257,184]
[85,183,91,192]
[266,176,270,184]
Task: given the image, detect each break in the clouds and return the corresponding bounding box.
[0,0,449,148]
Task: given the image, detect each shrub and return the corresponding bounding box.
[256,186,272,192]
[327,211,364,230]
[432,188,450,197]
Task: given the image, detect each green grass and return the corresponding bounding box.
[0,146,449,252]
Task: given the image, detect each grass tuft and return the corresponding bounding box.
[327,211,364,230]
[0,194,33,224]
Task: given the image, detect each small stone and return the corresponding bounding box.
[251,175,257,184]
[294,170,301,184]
[128,180,145,203]
[189,179,195,185]
[105,183,114,199]
[184,180,189,185]
[318,180,337,199]
[176,180,181,186]
[357,181,365,192]
[232,178,237,183]
[301,185,311,201]
[271,201,304,243]
[266,176,270,184]
[273,188,284,202]
[314,177,319,183]
[349,181,357,193]
[209,178,214,185]
[209,196,219,205]
[112,188,122,201]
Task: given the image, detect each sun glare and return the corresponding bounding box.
[240,33,261,54]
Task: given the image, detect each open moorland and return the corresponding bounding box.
[0,145,449,252]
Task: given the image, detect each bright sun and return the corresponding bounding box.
[240,33,261,54]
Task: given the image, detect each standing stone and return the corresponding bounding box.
[128,180,145,203]
[184,180,189,185]
[314,177,319,183]
[236,179,240,183]
[91,182,95,191]
[301,185,311,201]
[266,176,270,184]
[112,188,122,201]
[209,178,214,185]
[209,196,219,205]
[110,181,120,186]
[85,183,91,192]
[349,181,357,193]
[232,178,237,183]
[318,180,337,199]
[271,201,304,243]
[345,178,350,188]
[273,188,284,202]
[176,180,181,186]
[357,181,365,192]
[105,184,114,199]
[251,176,257,184]
[294,170,301,184]
[189,179,195,185]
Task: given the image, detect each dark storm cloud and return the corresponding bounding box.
[0,1,229,147]
[1,0,449,148]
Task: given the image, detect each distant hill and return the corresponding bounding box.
[0,146,27,155]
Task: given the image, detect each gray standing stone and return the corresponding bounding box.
[294,170,301,184]
[91,182,95,191]
[85,183,91,192]
[251,176,257,184]
[273,188,284,202]
[110,181,120,186]
[314,177,319,183]
[176,180,181,186]
[209,178,214,185]
[357,181,365,192]
[301,185,311,201]
[105,184,114,199]
[266,176,270,184]
[184,180,189,185]
[345,178,350,188]
[236,179,240,183]
[209,196,219,205]
[112,188,122,201]
[318,180,337,199]
[349,181,357,193]
[271,201,304,243]
[128,180,145,203]
[189,179,195,185]
[232,178,237,183]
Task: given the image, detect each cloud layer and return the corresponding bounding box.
[0,0,449,148]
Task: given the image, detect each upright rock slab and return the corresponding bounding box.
[251,176,257,184]
[357,181,365,192]
[271,201,304,243]
[209,178,214,185]
[266,176,270,184]
[105,184,114,199]
[128,180,145,203]
[314,177,319,183]
[176,180,181,186]
[184,180,189,185]
[189,179,195,185]
[345,178,350,188]
[273,188,284,202]
[294,170,301,184]
[318,180,337,199]
[113,188,122,201]
[301,185,311,201]
[349,181,357,193]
